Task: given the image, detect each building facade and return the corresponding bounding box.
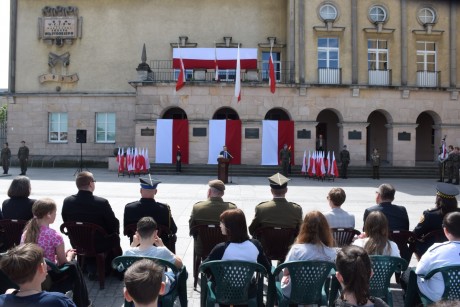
[6,0,460,166]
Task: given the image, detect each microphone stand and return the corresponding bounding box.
[226,151,234,183]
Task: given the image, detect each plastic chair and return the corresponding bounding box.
[418,265,460,305]
[388,230,416,283]
[199,260,267,307]
[369,255,408,307]
[60,221,110,289]
[414,229,447,259]
[112,255,188,307]
[331,228,361,247]
[189,224,227,288]
[267,260,336,307]
[253,226,298,262]
[0,219,27,252]
[123,223,176,253]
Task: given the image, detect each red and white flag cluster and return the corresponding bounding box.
[116,147,150,174]
[301,150,339,178]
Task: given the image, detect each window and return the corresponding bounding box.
[319,4,338,21]
[318,38,339,69]
[369,5,387,23]
[218,69,236,82]
[368,40,388,70]
[49,113,68,142]
[262,52,281,82]
[416,41,436,71]
[174,69,193,81]
[96,113,116,143]
[418,7,436,25]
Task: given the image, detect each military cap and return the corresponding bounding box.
[208,179,225,191]
[268,172,290,189]
[436,183,459,199]
[139,177,161,189]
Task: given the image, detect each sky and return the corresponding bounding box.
[0,1,10,90]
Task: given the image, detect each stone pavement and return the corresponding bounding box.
[0,166,440,306]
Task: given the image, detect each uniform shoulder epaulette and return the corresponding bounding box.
[256,201,269,207]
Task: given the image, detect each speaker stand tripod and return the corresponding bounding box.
[74,143,89,175]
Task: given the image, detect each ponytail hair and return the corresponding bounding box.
[336,245,372,306]
[23,198,57,244]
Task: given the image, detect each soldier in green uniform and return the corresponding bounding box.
[340,145,350,179]
[248,173,303,236]
[1,142,11,174]
[371,148,380,179]
[444,145,455,183]
[279,144,291,177]
[453,147,460,185]
[17,140,29,175]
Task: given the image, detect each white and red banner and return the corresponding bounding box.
[173,48,258,70]
[155,119,189,164]
[261,120,295,165]
[207,120,241,165]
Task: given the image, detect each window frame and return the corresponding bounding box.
[48,112,68,143]
[319,3,338,22]
[417,7,436,25]
[367,39,389,71]
[174,69,193,81]
[317,37,340,69]
[369,5,387,23]
[95,112,116,143]
[416,41,437,72]
[261,51,281,82]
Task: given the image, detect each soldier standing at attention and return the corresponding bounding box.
[17,140,29,176]
[340,145,350,179]
[1,142,11,175]
[371,148,380,179]
[444,145,455,184]
[452,147,459,185]
[279,144,290,177]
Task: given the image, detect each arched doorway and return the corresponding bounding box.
[316,109,340,154]
[162,107,187,119]
[416,111,440,161]
[367,110,390,162]
[213,107,239,120]
[264,108,291,120]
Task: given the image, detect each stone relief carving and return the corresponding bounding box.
[38,6,82,46]
[39,52,79,84]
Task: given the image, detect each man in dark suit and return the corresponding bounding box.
[363,183,409,231]
[248,173,303,236]
[124,177,177,251]
[219,145,232,160]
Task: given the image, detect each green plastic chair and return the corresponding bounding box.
[112,255,188,307]
[199,260,267,307]
[369,255,408,307]
[418,265,460,305]
[267,260,336,307]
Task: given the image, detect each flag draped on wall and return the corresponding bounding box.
[234,45,241,102]
[172,48,258,70]
[207,120,241,165]
[155,119,189,164]
[261,120,295,165]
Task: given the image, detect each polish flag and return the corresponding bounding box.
[173,48,258,70]
[134,148,140,173]
[127,148,134,172]
[118,148,125,173]
[325,151,330,173]
[144,148,150,171]
[155,119,189,164]
[331,152,339,178]
[234,45,241,102]
[138,148,146,173]
[301,150,307,174]
[175,47,185,92]
[208,120,241,165]
[309,151,316,176]
[261,120,294,165]
[214,46,219,81]
[269,51,276,94]
[320,152,326,176]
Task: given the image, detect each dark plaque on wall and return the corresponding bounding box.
[398,132,411,141]
[348,130,362,140]
[245,128,259,139]
[193,127,207,137]
[297,129,311,139]
[141,128,154,136]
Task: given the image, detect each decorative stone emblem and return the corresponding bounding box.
[38,6,82,46]
[39,52,79,84]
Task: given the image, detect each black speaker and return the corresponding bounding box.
[76,129,87,144]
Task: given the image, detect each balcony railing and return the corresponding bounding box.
[368,69,392,86]
[416,70,440,87]
[318,68,341,84]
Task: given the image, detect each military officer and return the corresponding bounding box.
[444,145,455,183]
[412,183,459,259]
[452,146,459,185]
[279,144,290,176]
[17,140,29,176]
[248,173,303,236]
[124,177,177,251]
[1,142,11,174]
[340,145,350,179]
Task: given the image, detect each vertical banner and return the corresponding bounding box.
[261,120,294,165]
[208,120,241,165]
[155,119,189,164]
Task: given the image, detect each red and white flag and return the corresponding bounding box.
[214,46,219,81]
[234,45,241,102]
[301,150,307,174]
[144,148,150,171]
[127,148,134,172]
[325,151,330,173]
[138,148,146,173]
[269,50,276,94]
[173,48,257,69]
[175,46,185,92]
[208,120,241,165]
[155,119,189,164]
[441,138,447,159]
[331,152,339,178]
[261,120,294,165]
[118,148,125,173]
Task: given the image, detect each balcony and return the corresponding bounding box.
[416,71,440,88]
[318,68,341,84]
[368,69,392,86]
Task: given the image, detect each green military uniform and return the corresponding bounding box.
[248,173,303,235]
[444,150,455,183]
[452,150,459,185]
[371,151,380,179]
[279,147,291,176]
[1,144,11,174]
[17,142,29,175]
[340,145,350,179]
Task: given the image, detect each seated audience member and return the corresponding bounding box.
[363,183,409,231]
[2,176,36,220]
[323,187,355,228]
[282,211,336,297]
[124,259,165,307]
[0,243,76,306]
[124,217,183,295]
[335,245,389,307]
[21,198,90,307]
[415,211,460,302]
[353,211,400,257]
[413,183,458,258]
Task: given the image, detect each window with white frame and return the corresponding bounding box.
[369,5,387,23]
[96,113,116,143]
[368,40,388,70]
[416,41,436,71]
[218,69,236,82]
[174,69,193,81]
[49,112,68,142]
[418,7,436,25]
[319,3,338,22]
[262,52,281,82]
[318,38,339,69]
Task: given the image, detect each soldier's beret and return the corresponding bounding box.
[436,183,459,199]
[209,179,225,191]
[140,177,161,189]
[268,172,290,189]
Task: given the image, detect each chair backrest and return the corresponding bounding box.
[331,228,361,247]
[190,224,227,257]
[0,219,28,252]
[253,227,298,261]
[60,221,108,256]
[112,255,179,274]
[272,260,336,305]
[421,229,447,244]
[369,256,408,299]
[388,230,415,262]
[199,260,267,306]
[424,265,460,301]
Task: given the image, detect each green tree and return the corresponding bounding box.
[0,104,7,123]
